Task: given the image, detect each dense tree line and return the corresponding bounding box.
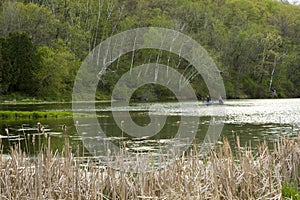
[0,0,299,100]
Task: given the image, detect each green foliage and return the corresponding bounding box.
[0,37,5,95]
[36,45,80,98]
[1,0,300,100]
[0,2,59,46]
[282,182,300,200]
[0,32,41,95]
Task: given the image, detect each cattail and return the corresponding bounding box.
[37,122,42,133]
[5,128,9,135]
[0,132,298,199]
[32,134,35,144]
[62,124,67,132]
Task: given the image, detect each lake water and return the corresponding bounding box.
[1,99,299,156]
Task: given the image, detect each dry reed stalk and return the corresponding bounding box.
[0,133,299,199]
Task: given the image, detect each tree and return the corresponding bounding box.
[0,37,4,95]
[1,0,300,99]
[36,44,80,98]
[0,2,59,46]
[0,32,41,95]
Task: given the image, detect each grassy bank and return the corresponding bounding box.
[0,111,73,119]
[0,92,111,104]
[0,134,299,199]
[0,111,107,119]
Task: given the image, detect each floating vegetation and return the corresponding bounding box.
[0,133,299,199]
[0,111,72,119]
[0,111,96,119]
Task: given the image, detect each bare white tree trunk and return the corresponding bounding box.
[269,56,277,92]
[93,0,103,49]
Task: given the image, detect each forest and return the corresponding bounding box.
[0,0,300,100]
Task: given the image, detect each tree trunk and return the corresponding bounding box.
[269,56,277,92]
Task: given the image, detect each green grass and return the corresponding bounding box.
[0,111,73,119]
[283,182,300,200]
[0,111,104,119]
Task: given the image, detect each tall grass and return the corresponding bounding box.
[0,133,299,199]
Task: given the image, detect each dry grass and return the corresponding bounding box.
[0,134,299,200]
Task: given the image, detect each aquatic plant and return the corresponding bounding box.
[0,111,95,119]
[0,133,299,199]
[0,111,73,119]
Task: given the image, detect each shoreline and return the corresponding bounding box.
[1,97,300,106]
[0,99,112,105]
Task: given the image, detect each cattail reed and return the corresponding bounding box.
[0,133,299,199]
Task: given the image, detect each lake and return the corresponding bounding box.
[1,99,299,156]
